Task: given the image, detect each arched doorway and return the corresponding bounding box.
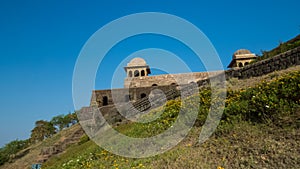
[140,93,147,99]
[102,96,108,106]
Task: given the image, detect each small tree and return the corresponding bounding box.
[30,120,56,143]
[50,115,65,131]
[50,113,79,132]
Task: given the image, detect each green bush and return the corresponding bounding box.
[223,71,300,123]
[78,134,90,145]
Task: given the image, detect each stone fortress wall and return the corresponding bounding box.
[226,46,300,79]
[76,43,300,130]
[91,71,220,107]
[90,46,300,108]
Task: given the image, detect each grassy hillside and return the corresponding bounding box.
[40,66,300,169]
[0,124,84,169]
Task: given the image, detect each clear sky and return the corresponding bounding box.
[0,0,299,146]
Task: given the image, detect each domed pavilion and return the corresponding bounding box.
[124,57,151,78]
[227,49,256,68]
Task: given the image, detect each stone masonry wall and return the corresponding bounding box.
[226,46,300,79]
[91,46,300,108]
[124,71,222,88]
[90,85,177,107]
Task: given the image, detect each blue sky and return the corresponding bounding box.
[0,0,299,146]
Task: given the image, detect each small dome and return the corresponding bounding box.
[234,49,252,55]
[127,57,147,67]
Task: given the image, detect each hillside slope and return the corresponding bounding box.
[0,124,84,169]
[3,65,300,169]
[43,66,299,169]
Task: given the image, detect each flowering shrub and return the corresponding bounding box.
[119,99,182,138]
[223,71,300,124]
[57,148,146,169]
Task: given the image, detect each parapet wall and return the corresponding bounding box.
[124,71,221,88]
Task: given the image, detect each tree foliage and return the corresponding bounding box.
[0,139,29,165]
[50,115,66,131]
[0,112,78,166]
[50,113,78,132]
[30,112,78,143]
[30,120,56,143]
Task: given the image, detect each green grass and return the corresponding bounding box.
[42,121,299,169]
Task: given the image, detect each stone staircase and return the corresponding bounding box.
[100,87,181,123]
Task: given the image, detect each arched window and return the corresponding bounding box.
[140,93,146,99]
[238,62,243,67]
[102,96,108,106]
[134,70,139,77]
[152,84,158,86]
[128,71,132,77]
[141,70,145,76]
[244,62,249,66]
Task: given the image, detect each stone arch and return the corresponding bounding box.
[152,84,158,86]
[140,93,147,99]
[141,70,145,76]
[238,62,243,67]
[102,96,108,106]
[128,71,132,77]
[134,70,140,77]
[244,62,249,66]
